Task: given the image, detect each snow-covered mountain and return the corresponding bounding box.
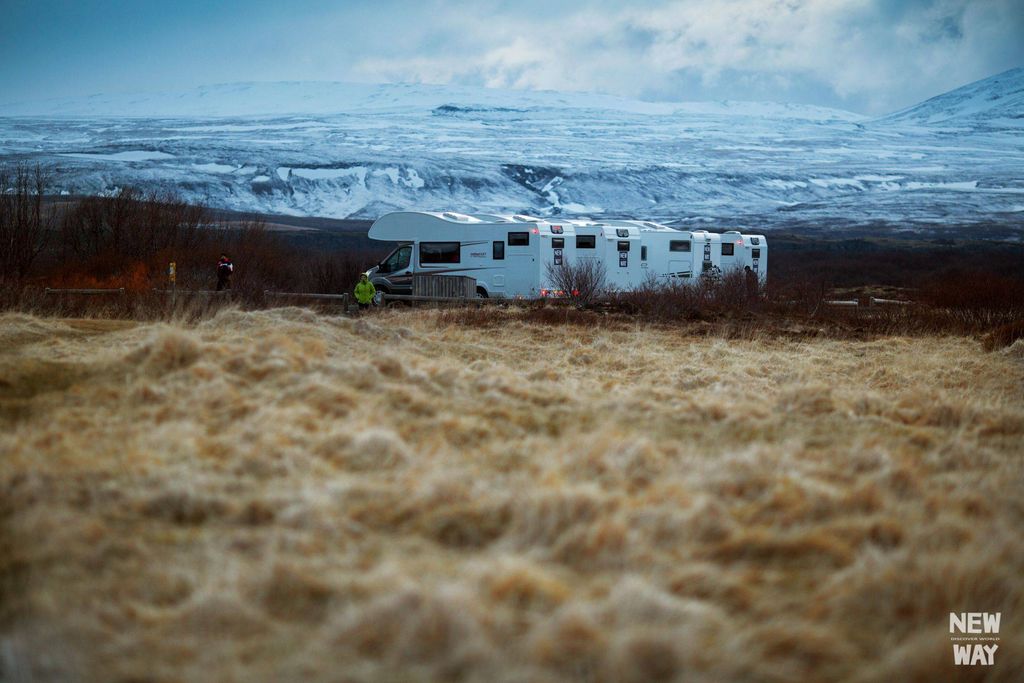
[1,72,1022,235]
[881,67,1024,128]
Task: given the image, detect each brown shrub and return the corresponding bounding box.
[546,258,607,307]
[982,318,1024,352]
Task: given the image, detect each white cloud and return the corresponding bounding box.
[7,0,1016,112]
[349,0,1024,114]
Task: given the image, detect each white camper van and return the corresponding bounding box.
[366,211,576,298]
[634,224,720,281]
[636,224,768,284]
[567,221,643,291]
[366,211,767,298]
[727,231,768,282]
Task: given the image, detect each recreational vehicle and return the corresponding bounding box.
[635,223,768,284]
[366,211,573,299]
[565,221,644,291]
[366,211,767,299]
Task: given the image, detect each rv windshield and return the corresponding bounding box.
[380,245,411,273]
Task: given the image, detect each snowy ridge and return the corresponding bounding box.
[880,67,1024,127]
[0,81,865,122]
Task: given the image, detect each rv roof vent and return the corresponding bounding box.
[512,214,533,222]
[442,212,463,221]
[643,222,660,229]
[724,230,741,234]
[470,213,507,222]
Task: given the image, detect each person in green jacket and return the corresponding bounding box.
[354,273,376,311]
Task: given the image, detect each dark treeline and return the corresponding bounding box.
[1,164,387,300]
[766,233,1024,290]
[0,164,53,283]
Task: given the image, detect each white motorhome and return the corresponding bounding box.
[636,223,768,284]
[366,211,767,298]
[366,211,573,298]
[630,222,717,281]
[565,221,644,291]
[721,231,768,282]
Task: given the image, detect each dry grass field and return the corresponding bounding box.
[1,308,1022,682]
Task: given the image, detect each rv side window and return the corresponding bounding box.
[552,238,564,248]
[721,243,735,256]
[420,242,461,264]
[576,235,596,249]
[508,232,530,246]
[641,246,647,261]
[493,241,504,260]
[669,240,691,252]
[752,248,761,258]
[617,240,630,252]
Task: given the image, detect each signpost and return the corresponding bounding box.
[168,262,177,304]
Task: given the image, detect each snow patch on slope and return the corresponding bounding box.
[61,151,174,162]
[193,162,237,174]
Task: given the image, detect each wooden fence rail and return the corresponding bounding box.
[870,297,913,306]
[412,275,476,299]
[152,289,230,295]
[40,287,918,310]
[264,291,351,303]
[382,293,512,305]
[45,288,125,295]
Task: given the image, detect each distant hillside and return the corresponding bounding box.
[880,67,1024,127]
[0,81,866,122]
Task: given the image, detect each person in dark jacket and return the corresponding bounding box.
[744,265,758,303]
[216,254,233,291]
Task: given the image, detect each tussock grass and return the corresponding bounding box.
[1,308,1022,681]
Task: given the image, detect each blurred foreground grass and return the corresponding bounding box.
[1,308,1022,682]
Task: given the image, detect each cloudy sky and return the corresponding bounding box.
[1,0,1021,115]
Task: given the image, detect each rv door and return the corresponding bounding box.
[504,230,536,297]
[372,243,414,294]
[668,238,692,279]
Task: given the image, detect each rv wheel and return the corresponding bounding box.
[373,288,388,306]
[475,287,488,299]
